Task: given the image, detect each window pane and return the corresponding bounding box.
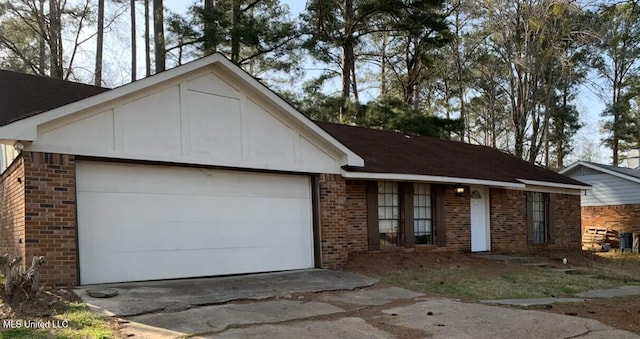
[378,181,399,247]
[413,183,433,245]
[531,192,546,243]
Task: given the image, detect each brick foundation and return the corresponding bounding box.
[581,204,640,234]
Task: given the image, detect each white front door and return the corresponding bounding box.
[470,186,490,252]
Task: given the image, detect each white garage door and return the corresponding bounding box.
[76,161,314,284]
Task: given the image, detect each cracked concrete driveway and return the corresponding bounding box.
[75,269,639,338]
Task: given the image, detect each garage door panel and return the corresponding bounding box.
[77,162,314,284]
[77,163,310,198]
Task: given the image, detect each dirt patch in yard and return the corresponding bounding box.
[343,250,640,334]
[0,287,82,319]
[538,295,640,335]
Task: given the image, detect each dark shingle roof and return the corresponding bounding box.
[316,121,586,186]
[582,162,640,180]
[0,70,110,126]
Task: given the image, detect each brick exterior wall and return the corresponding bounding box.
[490,188,581,252]
[553,192,582,250]
[581,204,640,234]
[23,152,77,287]
[318,174,348,268]
[490,189,527,252]
[0,155,26,264]
[440,186,471,251]
[345,180,368,253]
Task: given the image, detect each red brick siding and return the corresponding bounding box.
[0,155,26,264]
[23,152,77,287]
[440,186,471,251]
[490,188,581,252]
[345,180,368,253]
[581,204,640,234]
[553,193,581,250]
[318,174,348,268]
[490,189,528,252]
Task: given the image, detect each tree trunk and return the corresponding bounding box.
[38,0,46,74]
[131,0,137,82]
[95,0,105,86]
[48,0,63,79]
[203,0,215,54]
[338,0,354,122]
[145,0,151,76]
[230,0,241,63]
[153,0,165,73]
[380,33,387,98]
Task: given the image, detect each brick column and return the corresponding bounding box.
[23,152,77,286]
[318,174,348,268]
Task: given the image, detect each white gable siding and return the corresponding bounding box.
[28,67,343,174]
[575,173,640,206]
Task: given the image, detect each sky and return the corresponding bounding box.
[130,0,609,164]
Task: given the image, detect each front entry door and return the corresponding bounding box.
[470,186,490,252]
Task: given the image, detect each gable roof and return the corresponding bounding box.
[560,161,640,185]
[0,70,110,127]
[0,54,363,167]
[316,121,589,189]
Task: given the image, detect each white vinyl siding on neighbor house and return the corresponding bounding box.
[574,173,640,206]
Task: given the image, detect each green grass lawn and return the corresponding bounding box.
[370,252,640,300]
[0,303,117,339]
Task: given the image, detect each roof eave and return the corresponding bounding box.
[517,179,591,190]
[340,170,526,188]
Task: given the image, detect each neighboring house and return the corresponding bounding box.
[0,54,589,287]
[560,157,640,235]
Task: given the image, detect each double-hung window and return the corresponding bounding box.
[413,183,433,245]
[378,181,399,247]
[531,192,547,243]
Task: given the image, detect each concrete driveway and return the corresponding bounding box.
[75,269,639,338]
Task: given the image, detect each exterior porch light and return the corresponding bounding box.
[455,184,464,197]
[13,141,24,152]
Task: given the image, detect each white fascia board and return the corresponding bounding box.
[558,161,582,174]
[560,161,640,185]
[340,170,525,188]
[517,179,591,190]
